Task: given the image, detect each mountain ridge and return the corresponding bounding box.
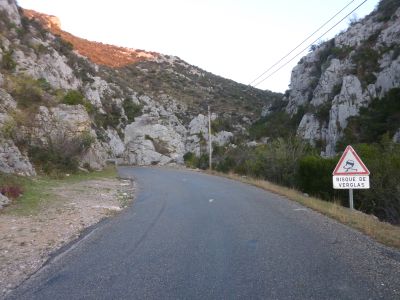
[23,9,160,68]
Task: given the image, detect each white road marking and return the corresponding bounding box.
[209,199,214,203]
[293,208,307,211]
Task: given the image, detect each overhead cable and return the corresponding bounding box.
[252,0,368,87]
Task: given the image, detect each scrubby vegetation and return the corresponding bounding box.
[200,135,400,225]
[122,98,142,123]
[28,130,94,177]
[99,60,282,124]
[338,88,400,146]
[249,108,304,140]
[188,87,400,225]
[376,0,400,22]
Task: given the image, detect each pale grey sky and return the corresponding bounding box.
[18,0,380,92]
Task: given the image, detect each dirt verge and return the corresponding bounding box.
[0,177,134,297]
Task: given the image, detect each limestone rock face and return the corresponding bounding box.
[288,6,400,156]
[32,105,91,143]
[185,113,234,156]
[0,193,11,209]
[106,129,125,158]
[310,59,346,107]
[285,50,320,114]
[15,48,81,90]
[0,139,36,176]
[213,131,233,146]
[0,0,21,26]
[84,76,111,109]
[0,89,17,112]
[297,113,323,146]
[81,140,109,170]
[124,115,186,166]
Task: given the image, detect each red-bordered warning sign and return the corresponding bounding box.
[332,145,370,176]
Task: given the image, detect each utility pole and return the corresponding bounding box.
[208,105,212,170]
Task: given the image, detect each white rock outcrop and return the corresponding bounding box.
[0,193,10,209]
[124,115,186,165]
[288,6,400,156]
[0,0,21,26]
[0,139,36,176]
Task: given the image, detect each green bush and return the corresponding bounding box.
[351,47,380,85]
[1,50,16,71]
[216,156,236,173]
[95,103,121,129]
[211,118,232,132]
[122,99,142,123]
[314,102,332,123]
[249,111,300,140]
[297,155,342,201]
[295,140,400,224]
[10,76,45,108]
[377,0,400,22]
[183,152,209,170]
[355,141,400,224]
[338,88,400,148]
[62,90,85,105]
[37,78,51,92]
[28,131,94,176]
[183,152,197,168]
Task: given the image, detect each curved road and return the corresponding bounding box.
[7,167,400,299]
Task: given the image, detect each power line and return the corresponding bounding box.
[248,0,356,86]
[252,0,368,88]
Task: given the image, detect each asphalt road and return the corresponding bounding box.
[7,167,400,299]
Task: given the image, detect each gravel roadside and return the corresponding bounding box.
[0,177,135,298]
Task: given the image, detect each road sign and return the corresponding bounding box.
[332,145,370,176]
[332,145,370,210]
[333,175,370,189]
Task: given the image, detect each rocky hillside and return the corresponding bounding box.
[0,0,280,176]
[283,0,400,156]
[23,9,160,67]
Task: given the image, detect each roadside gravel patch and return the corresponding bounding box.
[0,177,134,298]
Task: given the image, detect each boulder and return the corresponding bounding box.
[0,139,36,176]
[0,193,11,210]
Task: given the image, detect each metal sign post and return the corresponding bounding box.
[349,189,354,210]
[332,146,370,210]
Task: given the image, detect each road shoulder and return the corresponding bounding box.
[0,176,135,297]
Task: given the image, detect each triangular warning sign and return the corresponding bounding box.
[332,145,370,176]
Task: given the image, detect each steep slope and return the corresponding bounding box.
[23,9,279,120]
[283,0,400,156]
[0,0,281,176]
[23,9,159,67]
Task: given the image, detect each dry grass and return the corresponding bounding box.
[208,171,400,250]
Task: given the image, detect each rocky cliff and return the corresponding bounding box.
[286,0,400,156]
[0,0,280,176]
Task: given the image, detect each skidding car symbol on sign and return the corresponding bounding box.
[332,146,370,189]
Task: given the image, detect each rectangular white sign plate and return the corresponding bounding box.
[333,176,370,189]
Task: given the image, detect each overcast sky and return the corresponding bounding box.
[17,0,380,92]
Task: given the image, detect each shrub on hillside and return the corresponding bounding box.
[297,155,344,201]
[351,46,380,86]
[8,76,48,108]
[377,0,400,22]
[1,50,17,71]
[337,88,400,149]
[296,138,400,224]
[62,90,85,105]
[355,140,400,224]
[183,152,209,170]
[122,99,142,123]
[28,130,94,176]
